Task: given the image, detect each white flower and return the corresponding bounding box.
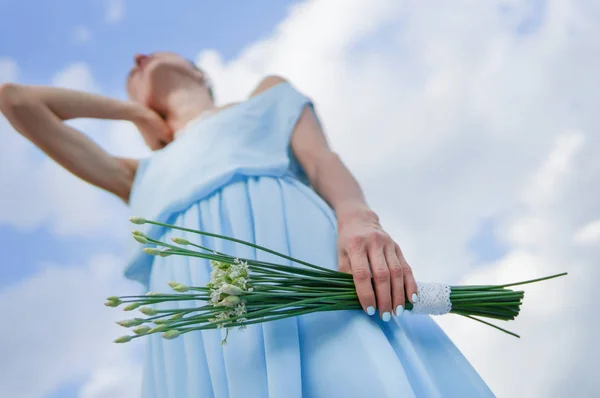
[235,302,247,317]
[210,289,223,305]
[210,311,231,329]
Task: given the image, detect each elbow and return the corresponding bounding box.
[0,83,31,115]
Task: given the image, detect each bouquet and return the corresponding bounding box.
[107,217,567,344]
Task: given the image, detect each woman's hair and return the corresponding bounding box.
[188,59,215,102]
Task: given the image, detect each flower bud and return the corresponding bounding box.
[129,216,147,225]
[140,307,158,316]
[104,299,121,307]
[123,302,142,311]
[117,319,143,328]
[221,284,244,296]
[170,313,185,320]
[133,235,149,244]
[162,330,181,340]
[167,281,179,289]
[173,284,190,293]
[171,237,190,245]
[143,248,161,256]
[158,249,172,257]
[133,325,152,335]
[150,325,169,333]
[219,295,241,307]
[114,335,133,343]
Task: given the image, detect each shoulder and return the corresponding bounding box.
[248,75,288,98]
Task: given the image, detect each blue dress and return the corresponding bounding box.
[126,82,494,398]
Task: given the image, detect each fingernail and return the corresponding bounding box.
[412,293,418,303]
[382,312,391,322]
[366,306,376,316]
[395,305,404,317]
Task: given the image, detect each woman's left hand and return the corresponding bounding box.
[336,206,418,321]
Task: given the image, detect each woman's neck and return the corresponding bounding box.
[162,86,215,133]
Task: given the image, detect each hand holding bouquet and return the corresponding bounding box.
[107,217,566,344]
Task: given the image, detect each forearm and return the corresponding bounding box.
[0,84,135,201]
[2,83,140,122]
[289,104,375,222]
[311,152,376,221]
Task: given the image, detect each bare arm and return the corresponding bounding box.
[0,84,157,203]
[286,80,418,321]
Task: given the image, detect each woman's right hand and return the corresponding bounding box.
[130,104,173,151]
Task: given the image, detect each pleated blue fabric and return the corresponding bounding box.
[127,82,494,397]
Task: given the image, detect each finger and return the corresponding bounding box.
[368,247,392,321]
[347,249,377,316]
[385,244,405,317]
[338,252,352,274]
[396,245,418,304]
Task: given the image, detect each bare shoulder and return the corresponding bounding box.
[248,75,288,98]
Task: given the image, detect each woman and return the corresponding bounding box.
[0,52,493,397]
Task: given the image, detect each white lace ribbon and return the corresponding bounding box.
[411,282,452,315]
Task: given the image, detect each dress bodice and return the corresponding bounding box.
[125,81,315,284]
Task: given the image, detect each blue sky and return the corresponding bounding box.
[0,0,295,91]
[2,0,597,397]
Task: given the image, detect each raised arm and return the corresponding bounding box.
[288,82,418,322]
[0,84,169,203]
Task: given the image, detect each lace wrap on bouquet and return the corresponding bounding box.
[411,282,452,315]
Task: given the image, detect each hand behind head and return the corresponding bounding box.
[131,104,174,151]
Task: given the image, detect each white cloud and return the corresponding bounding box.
[2,0,600,396]
[195,0,599,396]
[77,351,142,398]
[0,57,18,83]
[52,62,100,93]
[436,131,599,397]
[573,219,600,245]
[0,254,143,398]
[103,119,151,159]
[74,26,92,43]
[106,0,125,24]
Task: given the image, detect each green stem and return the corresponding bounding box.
[452,272,567,292]
[141,219,339,274]
[456,313,521,338]
[179,301,362,333]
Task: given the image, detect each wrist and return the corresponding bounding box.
[123,101,149,123]
[335,202,378,224]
